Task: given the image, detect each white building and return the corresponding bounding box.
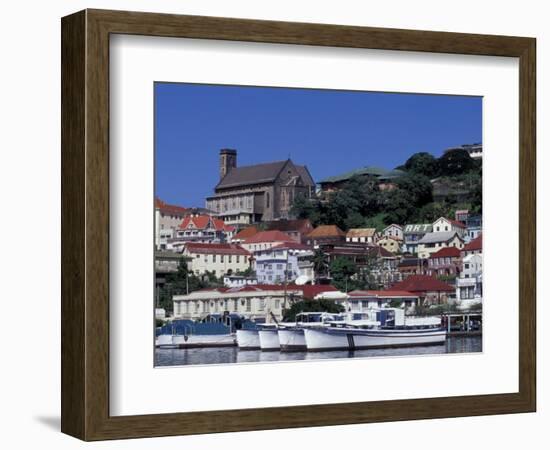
[432,217,467,237]
[254,242,314,284]
[346,228,379,244]
[417,231,464,259]
[183,243,251,277]
[382,224,403,241]
[337,290,419,313]
[223,275,258,287]
[455,253,483,309]
[155,197,188,249]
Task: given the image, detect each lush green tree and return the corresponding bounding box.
[329,257,358,291]
[404,152,440,177]
[364,212,389,231]
[313,249,330,278]
[282,299,344,322]
[438,149,475,176]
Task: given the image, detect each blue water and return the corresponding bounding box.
[155,336,482,367]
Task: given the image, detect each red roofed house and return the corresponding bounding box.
[241,230,294,252]
[183,243,251,277]
[230,225,258,244]
[432,216,467,238]
[461,234,482,257]
[391,275,455,305]
[339,290,420,313]
[170,215,235,249]
[427,246,462,277]
[264,218,314,244]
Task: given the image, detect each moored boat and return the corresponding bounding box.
[258,324,281,351]
[236,328,260,350]
[304,309,445,351]
[278,312,344,351]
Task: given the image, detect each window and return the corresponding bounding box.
[275,300,280,309]
[228,255,232,263]
[236,255,240,263]
[213,255,216,263]
[266,192,270,208]
[220,255,224,263]
[246,299,251,312]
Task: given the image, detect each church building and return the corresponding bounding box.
[206,149,315,226]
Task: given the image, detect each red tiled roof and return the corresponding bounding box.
[391,275,455,292]
[155,197,187,215]
[307,225,346,238]
[463,234,482,251]
[450,219,467,228]
[301,284,338,299]
[179,215,234,232]
[429,246,461,258]
[232,226,259,241]
[265,219,313,234]
[348,290,418,298]
[244,230,293,244]
[184,243,250,256]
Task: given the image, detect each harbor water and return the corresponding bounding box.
[155,335,482,367]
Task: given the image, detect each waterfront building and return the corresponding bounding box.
[264,218,314,244]
[254,242,314,284]
[306,225,346,248]
[223,275,258,287]
[339,290,420,313]
[432,216,467,237]
[461,234,482,257]
[318,166,405,192]
[241,230,294,253]
[205,149,315,225]
[346,228,379,244]
[403,223,433,254]
[427,246,462,277]
[378,237,401,254]
[417,231,464,259]
[182,243,251,277]
[172,284,338,322]
[382,224,403,241]
[391,274,455,305]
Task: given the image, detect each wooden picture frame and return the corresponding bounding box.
[61,9,536,441]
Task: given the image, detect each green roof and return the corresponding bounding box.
[320,166,405,184]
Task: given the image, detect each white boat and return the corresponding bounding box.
[236,328,260,350]
[303,309,446,351]
[278,312,344,352]
[257,324,281,351]
[156,333,236,349]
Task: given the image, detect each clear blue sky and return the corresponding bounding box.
[155,82,482,207]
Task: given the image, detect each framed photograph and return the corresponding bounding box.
[61,9,536,441]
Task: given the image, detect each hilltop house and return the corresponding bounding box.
[182,243,251,277]
[306,225,346,247]
[432,216,467,237]
[403,224,433,254]
[456,253,483,308]
[319,166,405,192]
[205,149,315,226]
[378,237,402,254]
[155,197,188,249]
[417,231,464,259]
[397,258,429,278]
[346,228,380,244]
[230,226,258,244]
[382,224,403,241]
[465,215,482,242]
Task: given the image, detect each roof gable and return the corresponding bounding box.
[307,225,345,238]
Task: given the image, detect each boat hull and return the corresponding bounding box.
[278,328,307,351]
[304,327,446,351]
[156,334,236,349]
[236,329,260,350]
[258,329,280,351]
